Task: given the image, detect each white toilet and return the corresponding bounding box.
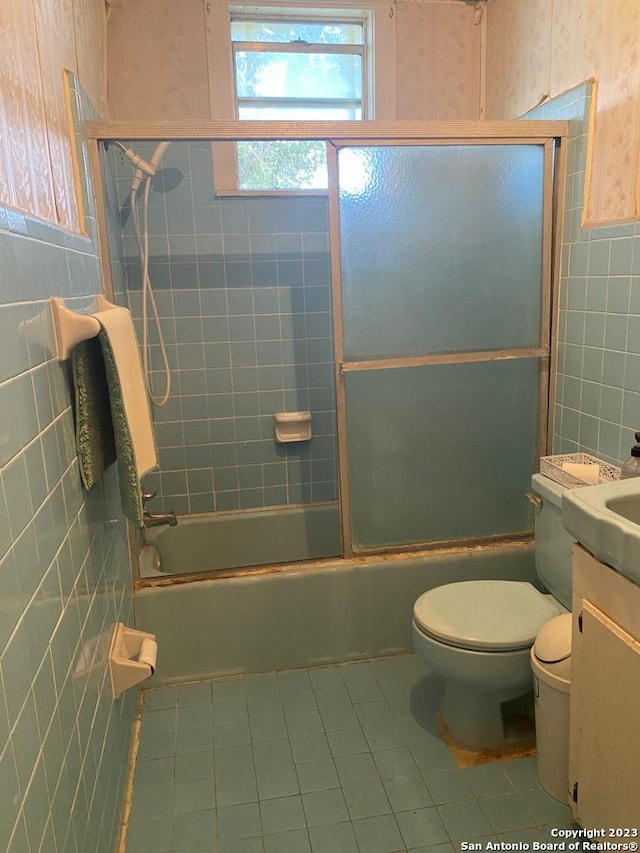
[412,474,573,749]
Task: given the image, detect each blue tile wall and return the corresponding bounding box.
[528,83,640,464]
[0,78,137,853]
[112,142,337,514]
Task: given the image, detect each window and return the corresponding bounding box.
[232,15,365,189]
[207,1,396,194]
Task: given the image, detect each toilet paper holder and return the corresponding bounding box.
[109,622,157,699]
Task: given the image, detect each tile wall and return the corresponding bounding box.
[111,142,337,515]
[0,78,137,853]
[529,83,640,464]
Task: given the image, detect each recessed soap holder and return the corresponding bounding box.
[109,622,157,699]
[274,411,312,443]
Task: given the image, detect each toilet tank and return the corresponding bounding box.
[531,473,574,610]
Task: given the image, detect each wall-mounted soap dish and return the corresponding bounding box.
[274,411,312,443]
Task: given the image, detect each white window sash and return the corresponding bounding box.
[206,0,396,194]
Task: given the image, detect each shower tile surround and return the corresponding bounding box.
[125,655,577,853]
[527,82,640,462]
[0,78,136,852]
[110,142,337,515]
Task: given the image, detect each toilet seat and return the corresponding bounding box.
[413,580,561,652]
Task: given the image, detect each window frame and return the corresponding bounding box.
[206,0,396,195]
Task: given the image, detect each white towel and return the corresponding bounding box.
[93,300,157,478]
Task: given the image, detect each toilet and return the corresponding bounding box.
[412,474,573,749]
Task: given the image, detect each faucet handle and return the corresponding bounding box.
[142,490,157,505]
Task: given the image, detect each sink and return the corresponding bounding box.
[562,477,640,585]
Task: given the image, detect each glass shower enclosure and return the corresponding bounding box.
[330,140,555,556]
[88,121,563,572]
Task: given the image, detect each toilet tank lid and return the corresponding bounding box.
[413,581,561,652]
[531,473,566,508]
[533,613,572,663]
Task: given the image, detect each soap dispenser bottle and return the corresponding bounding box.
[621,431,640,478]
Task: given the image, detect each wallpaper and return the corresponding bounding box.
[486,0,640,225]
[0,0,107,232]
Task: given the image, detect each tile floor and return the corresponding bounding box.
[125,655,577,853]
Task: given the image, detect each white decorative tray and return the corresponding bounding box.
[540,453,621,489]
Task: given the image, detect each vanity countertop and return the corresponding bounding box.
[562,477,640,587]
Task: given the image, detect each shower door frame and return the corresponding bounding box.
[86,120,567,560]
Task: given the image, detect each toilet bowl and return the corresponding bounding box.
[412,474,573,750]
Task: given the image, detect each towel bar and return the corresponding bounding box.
[50,294,115,360]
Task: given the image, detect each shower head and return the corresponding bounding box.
[114,140,173,192]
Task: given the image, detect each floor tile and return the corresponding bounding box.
[127,815,173,853]
[319,705,360,732]
[217,802,262,842]
[175,749,214,783]
[252,740,293,772]
[171,808,216,849]
[280,690,316,715]
[423,769,473,806]
[284,709,324,738]
[260,795,306,835]
[127,654,558,853]
[140,707,177,736]
[295,759,339,793]
[308,821,358,853]
[264,827,311,853]
[290,733,332,763]
[248,694,284,719]
[214,699,249,726]
[436,800,493,840]
[352,814,405,853]
[216,771,258,808]
[462,764,516,798]
[313,684,351,708]
[276,669,312,695]
[256,765,299,800]
[373,747,419,780]
[134,757,174,788]
[250,715,288,743]
[212,679,246,703]
[354,701,395,728]
[174,777,216,814]
[302,788,349,827]
[177,681,213,706]
[143,686,177,711]
[479,793,538,833]
[218,838,263,853]
[326,727,369,758]
[335,753,379,786]
[215,745,254,777]
[363,722,406,752]
[383,774,433,812]
[519,789,574,825]
[396,807,449,848]
[502,757,540,791]
[343,781,392,819]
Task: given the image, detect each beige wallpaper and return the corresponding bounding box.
[0,0,108,231]
[106,0,210,120]
[107,0,482,122]
[486,0,640,225]
[396,1,482,120]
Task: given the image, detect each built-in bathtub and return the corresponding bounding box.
[140,502,341,577]
[135,540,536,685]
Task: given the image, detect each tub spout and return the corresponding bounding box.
[143,510,177,528]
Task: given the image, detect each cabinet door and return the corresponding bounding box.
[570,599,640,825]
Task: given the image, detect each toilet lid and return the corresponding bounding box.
[413,581,561,652]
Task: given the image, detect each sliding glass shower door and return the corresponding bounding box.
[330,142,553,553]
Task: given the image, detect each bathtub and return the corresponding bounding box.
[135,539,536,685]
[140,502,341,577]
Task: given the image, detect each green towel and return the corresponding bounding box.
[72,330,144,527]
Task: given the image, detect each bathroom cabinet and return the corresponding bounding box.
[569,544,640,826]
